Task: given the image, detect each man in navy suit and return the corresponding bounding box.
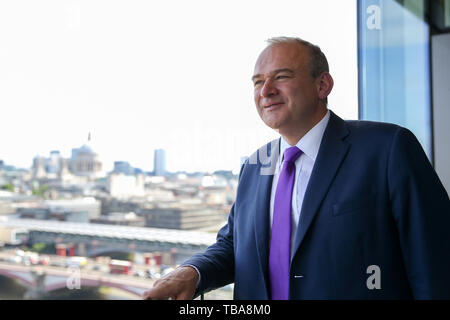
[143,37,450,300]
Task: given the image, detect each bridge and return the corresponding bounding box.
[0,261,155,299]
[0,217,218,263]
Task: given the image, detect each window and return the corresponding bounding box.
[358,0,432,159]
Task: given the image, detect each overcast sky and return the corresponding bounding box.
[0,0,357,174]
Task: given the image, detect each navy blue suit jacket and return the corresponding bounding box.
[184,111,450,299]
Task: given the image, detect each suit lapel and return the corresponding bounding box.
[253,138,279,299]
[292,111,350,259]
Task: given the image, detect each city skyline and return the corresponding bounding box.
[0,0,358,174]
[1,141,243,175]
[1,142,242,176]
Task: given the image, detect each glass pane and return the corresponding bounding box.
[447,0,450,26]
[432,0,450,30]
[358,0,432,160]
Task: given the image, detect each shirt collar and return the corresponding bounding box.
[279,109,330,163]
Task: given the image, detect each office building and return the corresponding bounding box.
[142,203,227,230]
[153,149,166,177]
[113,161,133,175]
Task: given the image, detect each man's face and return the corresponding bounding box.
[252,43,322,134]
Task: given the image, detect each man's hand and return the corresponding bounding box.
[142,266,199,300]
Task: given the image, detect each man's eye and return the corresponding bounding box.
[254,80,263,87]
[276,75,289,80]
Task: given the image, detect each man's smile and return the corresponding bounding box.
[263,102,284,110]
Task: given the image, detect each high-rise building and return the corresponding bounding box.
[113,161,133,175]
[47,150,61,175]
[153,149,166,176]
[32,156,47,179]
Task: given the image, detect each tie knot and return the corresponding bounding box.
[283,146,302,163]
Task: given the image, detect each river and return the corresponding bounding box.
[0,276,139,300]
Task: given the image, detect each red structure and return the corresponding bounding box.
[109,260,132,275]
[144,253,153,265]
[68,244,75,257]
[56,244,66,257]
[153,252,162,266]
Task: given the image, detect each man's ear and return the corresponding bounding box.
[317,72,334,100]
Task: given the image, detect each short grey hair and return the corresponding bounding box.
[266,36,329,79]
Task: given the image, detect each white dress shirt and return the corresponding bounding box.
[270,110,330,257]
[186,110,330,286]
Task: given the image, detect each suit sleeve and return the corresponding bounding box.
[181,162,247,295]
[388,127,450,299]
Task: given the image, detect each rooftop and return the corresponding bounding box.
[0,217,217,246]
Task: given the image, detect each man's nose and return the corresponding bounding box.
[260,79,278,97]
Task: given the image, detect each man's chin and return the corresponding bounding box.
[262,119,282,131]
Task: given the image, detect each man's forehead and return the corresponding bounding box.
[253,43,307,75]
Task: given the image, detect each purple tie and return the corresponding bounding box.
[269,146,302,300]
